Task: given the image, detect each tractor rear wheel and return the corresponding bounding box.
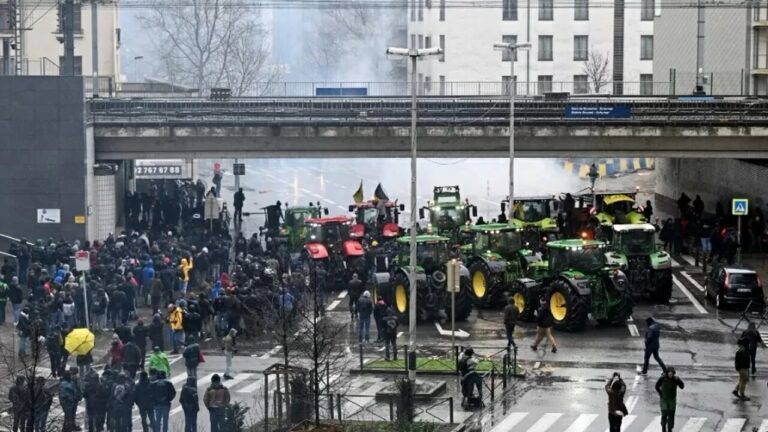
[606,289,634,326]
[445,277,473,321]
[651,269,673,304]
[392,272,410,324]
[509,281,537,322]
[468,261,492,306]
[547,279,589,332]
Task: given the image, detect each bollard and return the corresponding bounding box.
[449,397,454,424]
[514,345,518,380]
[490,367,496,403]
[359,342,364,370]
[404,345,409,374]
[389,398,394,421]
[327,362,333,419]
[337,394,343,424]
[502,354,508,389]
[454,345,460,374]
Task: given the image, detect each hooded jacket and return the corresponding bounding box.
[179,258,193,282]
[203,382,230,409]
[169,306,184,331]
[180,378,199,413]
[223,329,237,352]
[148,351,171,377]
[357,292,373,318]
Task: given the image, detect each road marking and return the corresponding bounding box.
[719,419,746,432]
[641,417,661,432]
[225,373,253,389]
[322,198,335,204]
[526,412,563,432]
[670,257,681,268]
[170,372,188,385]
[326,300,341,311]
[680,271,706,293]
[619,415,637,431]
[338,290,348,299]
[434,321,470,339]
[672,275,708,314]
[260,345,282,359]
[563,414,597,432]
[488,412,528,432]
[679,417,707,432]
[628,323,639,337]
[168,354,184,366]
[197,373,215,387]
[681,254,697,266]
[170,406,183,416]
[337,205,347,211]
[237,377,261,394]
[632,374,641,390]
[533,361,541,369]
[397,331,404,338]
[757,419,768,432]
[625,395,639,413]
[627,315,634,323]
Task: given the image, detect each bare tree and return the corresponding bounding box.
[582,49,611,94]
[138,0,278,95]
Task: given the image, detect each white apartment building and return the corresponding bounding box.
[0,2,120,82]
[408,0,655,95]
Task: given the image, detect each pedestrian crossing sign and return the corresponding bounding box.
[732,198,749,216]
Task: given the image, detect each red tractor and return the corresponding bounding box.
[302,216,369,288]
[347,200,405,242]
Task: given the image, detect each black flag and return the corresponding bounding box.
[374,183,389,201]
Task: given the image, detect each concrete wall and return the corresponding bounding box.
[656,158,768,213]
[0,76,87,241]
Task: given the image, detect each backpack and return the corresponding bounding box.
[458,356,470,376]
[386,316,397,334]
[113,383,127,403]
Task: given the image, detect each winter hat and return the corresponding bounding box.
[202,247,209,253]
[363,290,371,298]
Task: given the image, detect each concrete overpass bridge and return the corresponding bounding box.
[90,97,768,159]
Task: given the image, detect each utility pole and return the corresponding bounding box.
[695,0,706,93]
[91,1,99,95]
[9,0,21,75]
[60,0,76,76]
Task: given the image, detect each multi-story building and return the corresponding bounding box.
[0,1,120,83]
[408,0,655,95]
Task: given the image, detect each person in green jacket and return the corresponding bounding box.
[148,346,171,377]
[655,367,685,432]
[0,280,9,325]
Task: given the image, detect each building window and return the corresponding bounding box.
[426,0,432,9]
[440,75,446,95]
[574,75,589,94]
[57,3,82,33]
[502,75,518,95]
[640,74,654,95]
[418,73,424,94]
[418,0,423,21]
[440,0,446,20]
[538,75,553,94]
[418,34,424,49]
[539,0,553,21]
[411,0,416,21]
[425,76,432,93]
[59,56,83,75]
[502,35,518,61]
[641,35,654,60]
[641,0,654,20]
[503,0,518,21]
[411,34,416,49]
[439,35,445,62]
[425,36,432,49]
[575,0,589,20]
[574,35,588,61]
[538,35,553,61]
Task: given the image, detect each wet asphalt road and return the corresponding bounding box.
[196,159,767,431]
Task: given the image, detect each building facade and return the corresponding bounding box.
[0,1,120,83]
[408,0,654,95]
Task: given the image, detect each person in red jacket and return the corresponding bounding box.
[109,334,124,370]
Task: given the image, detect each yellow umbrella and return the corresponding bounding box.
[64,328,95,356]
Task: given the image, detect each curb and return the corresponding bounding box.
[350,368,526,379]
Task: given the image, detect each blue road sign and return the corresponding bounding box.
[732,198,749,216]
[564,104,632,119]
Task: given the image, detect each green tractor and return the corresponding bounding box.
[419,186,477,243]
[511,239,633,332]
[504,197,561,251]
[373,235,473,323]
[588,192,647,241]
[262,203,328,253]
[462,224,547,308]
[605,224,673,304]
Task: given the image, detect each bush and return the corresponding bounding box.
[395,378,415,425]
[225,401,250,432]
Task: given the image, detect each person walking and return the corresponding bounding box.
[32,375,53,432]
[83,369,108,432]
[111,372,135,432]
[8,375,28,432]
[347,273,363,320]
[740,322,765,375]
[46,325,63,378]
[233,188,245,223]
[183,336,202,378]
[9,276,22,325]
[383,308,399,361]
[180,376,199,432]
[150,370,176,432]
[76,349,94,385]
[203,374,231,432]
[373,296,387,342]
[0,278,9,325]
[148,346,171,378]
[605,372,627,432]
[357,290,374,344]
[178,258,193,295]
[134,371,155,432]
[655,367,684,432]
[733,337,751,401]
[122,338,142,379]
[168,303,185,354]
[149,313,165,352]
[17,307,31,358]
[531,298,557,353]
[109,334,124,370]
[59,370,82,432]
[133,319,149,368]
[641,317,666,375]
[503,297,519,349]
[223,328,237,380]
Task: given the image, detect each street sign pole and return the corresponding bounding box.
[731,198,749,264]
[82,272,90,329]
[738,216,742,264]
[75,250,91,329]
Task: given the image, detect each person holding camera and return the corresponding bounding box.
[655,367,685,432]
[222,328,238,380]
[605,372,627,432]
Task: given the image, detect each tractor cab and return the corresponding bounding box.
[547,239,607,274]
[396,235,450,273]
[570,191,646,241]
[419,186,477,241]
[612,224,656,256]
[470,224,524,260]
[281,205,328,252]
[503,196,560,250]
[303,216,367,288]
[606,224,673,303]
[348,200,405,241]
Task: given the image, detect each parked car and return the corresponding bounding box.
[705,264,764,309]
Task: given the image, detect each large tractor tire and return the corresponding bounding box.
[651,269,673,304]
[606,289,634,326]
[509,281,537,322]
[547,279,589,332]
[391,272,411,324]
[468,261,493,307]
[445,277,473,322]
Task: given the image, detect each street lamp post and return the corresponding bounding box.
[387,45,442,382]
[494,41,530,211]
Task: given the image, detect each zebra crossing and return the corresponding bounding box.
[487,411,768,432]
